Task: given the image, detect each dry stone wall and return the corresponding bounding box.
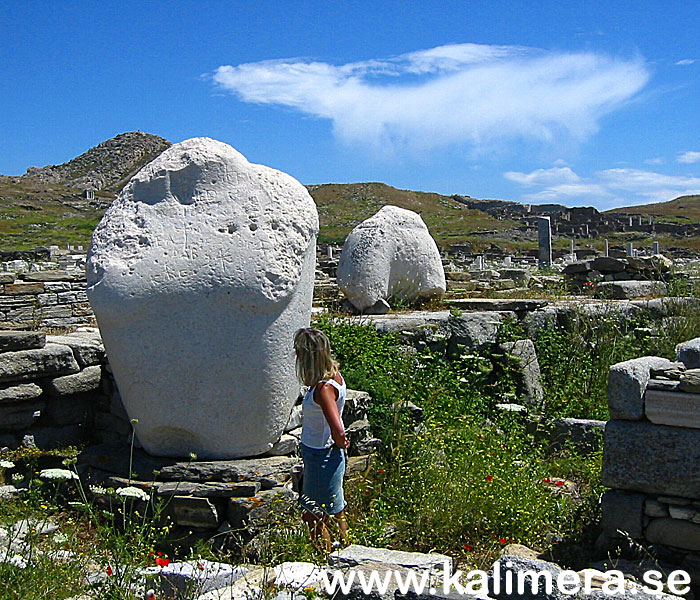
[0,270,95,330]
[602,340,700,580]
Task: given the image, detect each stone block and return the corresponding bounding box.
[157,481,261,498]
[94,412,132,436]
[226,488,296,530]
[265,434,299,457]
[679,369,700,393]
[328,544,452,575]
[28,425,83,449]
[645,389,700,428]
[43,365,102,397]
[677,337,700,369]
[43,393,93,426]
[602,420,700,498]
[596,280,667,300]
[158,560,248,599]
[0,331,46,353]
[21,271,73,282]
[45,332,105,368]
[0,382,42,403]
[644,499,668,518]
[172,496,221,528]
[3,282,44,295]
[590,257,627,273]
[0,273,14,284]
[607,356,674,420]
[548,418,605,455]
[498,339,544,406]
[646,518,700,551]
[43,282,71,292]
[284,404,303,432]
[447,311,509,355]
[0,399,44,430]
[157,455,299,483]
[668,506,696,520]
[601,490,645,538]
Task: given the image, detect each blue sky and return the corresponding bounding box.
[1,1,699,210]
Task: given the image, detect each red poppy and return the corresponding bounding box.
[198,562,205,571]
[477,435,485,441]
[542,477,551,483]
[499,537,507,544]
[364,489,370,494]
[156,551,163,556]
[106,566,113,576]
[555,481,565,487]
[378,468,385,474]
[486,475,493,482]
[155,557,170,567]
[463,544,472,551]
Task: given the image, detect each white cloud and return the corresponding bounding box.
[644,157,664,165]
[676,59,696,66]
[506,166,700,209]
[678,151,700,164]
[212,43,649,152]
[504,167,580,186]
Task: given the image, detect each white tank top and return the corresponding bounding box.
[300,375,346,449]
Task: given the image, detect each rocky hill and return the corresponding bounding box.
[606,195,700,223]
[22,132,170,192]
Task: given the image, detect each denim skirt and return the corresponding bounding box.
[299,442,347,515]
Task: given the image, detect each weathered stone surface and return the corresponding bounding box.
[590,256,627,273]
[548,418,604,455]
[172,496,221,528]
[645,499,669,518]
[226,487,296,530]
[158,455,299,483]
[645,389,700,428]
[646,518,700,551]
[337,206,445,311]
[357,311,451,334]
[0,382,42,403]
[0,331,45,353]
[86,137,318,459]
[601,490,645,538]
[21,271,73,282]
[0,273,14,284]
[602,420,700,498]
[44,393,93,426]
[498,339,543,406]
[159,561,248,599]
[647,379,681,392]
[0,343,79,383]
[28,425,83,449]
[596,280,667,300]
[445,298,547,312]
[607,356,674,420]
[46,331,105,369]
[562,260,592,274]
[677,337,700,369]
[328,544,452,574]
[498,269,532,287]
[3,282,44,295]
[157,481,263,498]
[265,433,299,457]
[284,404,303,432]
[678,369,700,393]
[0,400,44,430]
[668,505,696,520]
[447,312,511,355]
[43,365,102,397]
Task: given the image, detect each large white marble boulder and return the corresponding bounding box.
[86,137,318,459]
[337,206,445,311]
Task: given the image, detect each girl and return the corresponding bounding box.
[293,327,349,551]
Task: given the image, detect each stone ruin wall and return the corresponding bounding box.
[602,339,700,581]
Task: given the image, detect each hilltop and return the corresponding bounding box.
[22,132,171,192]
[606,195,700,223]
[308,182,515,245]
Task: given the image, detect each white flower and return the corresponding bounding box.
[89,485,107,495]
[11,473,24,483]
[0,460,15,469]
[115,486,149,502]
[39,469,79,482]
[8,554,27,569]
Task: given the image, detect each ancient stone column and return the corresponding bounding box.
[653,241,660,254]
[538,217,552,267]
[86,138,318,459]
[605,239,610,257]
[627,242,634,257]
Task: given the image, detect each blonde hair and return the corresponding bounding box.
[294,327,339,387]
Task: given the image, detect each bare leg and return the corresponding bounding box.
[302,510,331,552]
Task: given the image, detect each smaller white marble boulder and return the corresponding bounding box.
[337,206,445,311]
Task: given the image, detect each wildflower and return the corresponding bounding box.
[486,475,493,482]
[198,562,205,571]
[11,473,24,483]
[39,468,79,482]
[364,489,370,494]
[116,486,149,502]
[542,477,551,483]
[89,485,107,495]
[106,566,113,576]
[189,452,198,461]
[145,590,156,599]
[463,544,472,551]
[130,418,139,425]
[40,504,48,510]
[155,557,170,567]
[555,480,565,487]
[499,537,506,544]
[0,460,15,469]
[378,468,385,474]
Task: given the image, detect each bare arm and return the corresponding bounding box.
[314,383,349,449]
